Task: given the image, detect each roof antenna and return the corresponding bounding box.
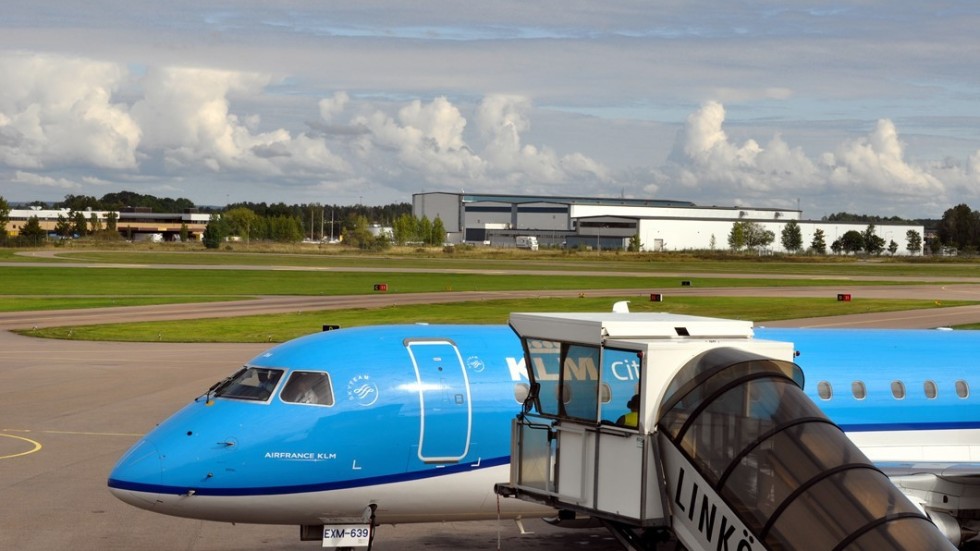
[612,301,631,313]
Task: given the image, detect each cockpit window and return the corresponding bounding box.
[214,367,284,401]
[281,371,334,406]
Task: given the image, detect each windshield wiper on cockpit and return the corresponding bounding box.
[199,367,247,404]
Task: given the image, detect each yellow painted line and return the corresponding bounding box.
[0,433,42,460]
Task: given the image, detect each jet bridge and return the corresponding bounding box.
[494,312,953,550]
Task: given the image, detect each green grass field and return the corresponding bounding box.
[33,247,980,277]
[0,296,236,312]
[0,265,922,297]
[18,296,974,343]
[3,247,979,342]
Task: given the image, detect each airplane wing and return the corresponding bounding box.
[877,463,980,545]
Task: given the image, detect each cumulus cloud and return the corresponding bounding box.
[0,52,140,170]
[823,119,944,197]
[132,67,267,156]
[475,94,610,186]
[667,101,819,195]
[318,91,349,122]
[8,49,969,216]
[0,54,609,202]
[347,94,611,193]
[131,67,350,178]
[659,100,969,213]
[353,96,485,182]
[0,54,356,197]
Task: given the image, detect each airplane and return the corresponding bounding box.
[107,318,980,548]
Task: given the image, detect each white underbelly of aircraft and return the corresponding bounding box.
[111,464,553,525]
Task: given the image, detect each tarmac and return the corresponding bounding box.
[3,274,980,550]
[0,327,622,551]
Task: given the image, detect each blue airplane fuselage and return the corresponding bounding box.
[108,324,980,526]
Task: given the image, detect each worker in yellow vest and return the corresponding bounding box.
[616,394,639,428]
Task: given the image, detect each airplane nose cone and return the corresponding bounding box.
[107,439,164,508]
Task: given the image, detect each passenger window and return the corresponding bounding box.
[600,383,611,404]
[817,381,832,400]
[851,381,867,400]
[924,380,938,400]
[281,371,334,406]
[557,383,572,405]
[956,380,969,399]
[890,381,906,400]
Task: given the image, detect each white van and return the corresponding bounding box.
[515,236,539,250]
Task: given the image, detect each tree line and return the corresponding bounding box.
[195,200,416,247]
[727,219,923,256]
[44,192,197,214]
[721,203,980,256]
[201,206,441,249]
[821,208,980,254]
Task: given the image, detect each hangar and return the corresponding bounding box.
[413,192,924,255]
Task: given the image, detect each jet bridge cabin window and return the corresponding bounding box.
[523,338,640,426]
[600,348,642,427]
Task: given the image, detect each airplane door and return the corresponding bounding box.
[406,339,472,463]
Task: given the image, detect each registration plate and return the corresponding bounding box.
[322,524,371,548]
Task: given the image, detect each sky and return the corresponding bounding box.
[2,2,980,219]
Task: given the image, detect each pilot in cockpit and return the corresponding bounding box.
[295,378,319,404]
[282,372,326,405]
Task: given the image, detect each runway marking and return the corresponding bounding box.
[0,433,42,460]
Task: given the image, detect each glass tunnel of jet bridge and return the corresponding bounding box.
[494,312,953,551]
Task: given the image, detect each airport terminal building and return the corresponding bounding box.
[413,192,924,255]
[6,207,210,242]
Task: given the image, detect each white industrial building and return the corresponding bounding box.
[413,192,924,255]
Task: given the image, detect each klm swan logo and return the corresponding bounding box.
[466,356,485,373]
[347,375,379,407]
